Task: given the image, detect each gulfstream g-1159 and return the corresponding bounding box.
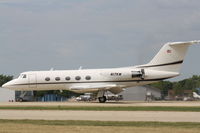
[2,40,200,103]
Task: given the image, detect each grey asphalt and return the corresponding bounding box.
[0,110,200,122]
[1,101,200,122]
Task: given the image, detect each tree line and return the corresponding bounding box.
[151,75,200,97]
[0,74,13,87]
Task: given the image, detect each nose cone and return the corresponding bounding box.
[2,79,29,90]
[2,79,17,89]
[2,82,12,89]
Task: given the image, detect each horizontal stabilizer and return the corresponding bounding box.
[169,40,200,46]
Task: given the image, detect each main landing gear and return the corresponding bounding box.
[98,96,107,103]
[97,90,107,103]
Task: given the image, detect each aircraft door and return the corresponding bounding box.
[29,74,37,88]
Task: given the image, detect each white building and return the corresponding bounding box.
[120,86,161,101]
[0,88,15,102]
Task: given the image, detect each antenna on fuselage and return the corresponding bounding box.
[79,66,83,70]
[50,68,54,71]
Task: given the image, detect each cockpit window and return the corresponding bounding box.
[19,74,27,79]
[22,74,27,78]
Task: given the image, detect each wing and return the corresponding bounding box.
[69,83,124,94]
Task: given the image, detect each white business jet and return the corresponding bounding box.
[2,40,200,103]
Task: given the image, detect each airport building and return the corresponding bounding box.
[15,85,161,102]
[120,86,161,101]
[167,89,193,100]
[15,91,67,102]
[0,88,15,102]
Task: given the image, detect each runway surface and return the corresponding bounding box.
[1,101,200,122]
[0,110,200,122]
[1,101,200,107]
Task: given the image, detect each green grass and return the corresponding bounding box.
[0,106,200,112]
[0,119,200,128]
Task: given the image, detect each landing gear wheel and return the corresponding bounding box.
[17,98,23,102]
[98,96,107,103]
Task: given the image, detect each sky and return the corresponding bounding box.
[0,0,200,81]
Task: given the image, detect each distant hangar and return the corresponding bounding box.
[15,86,161,102]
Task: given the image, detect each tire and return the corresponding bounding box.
[17,98,23,102]
[98,96,107,103]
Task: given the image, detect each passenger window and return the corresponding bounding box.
[45,77,50,81]
[65,76,71,81]
[75,76,81,80]
[55,77,61,81]
[85,76,91,80]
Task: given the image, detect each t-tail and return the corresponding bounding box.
[138,40,200,73]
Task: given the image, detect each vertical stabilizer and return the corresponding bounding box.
[138,40,200,72]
